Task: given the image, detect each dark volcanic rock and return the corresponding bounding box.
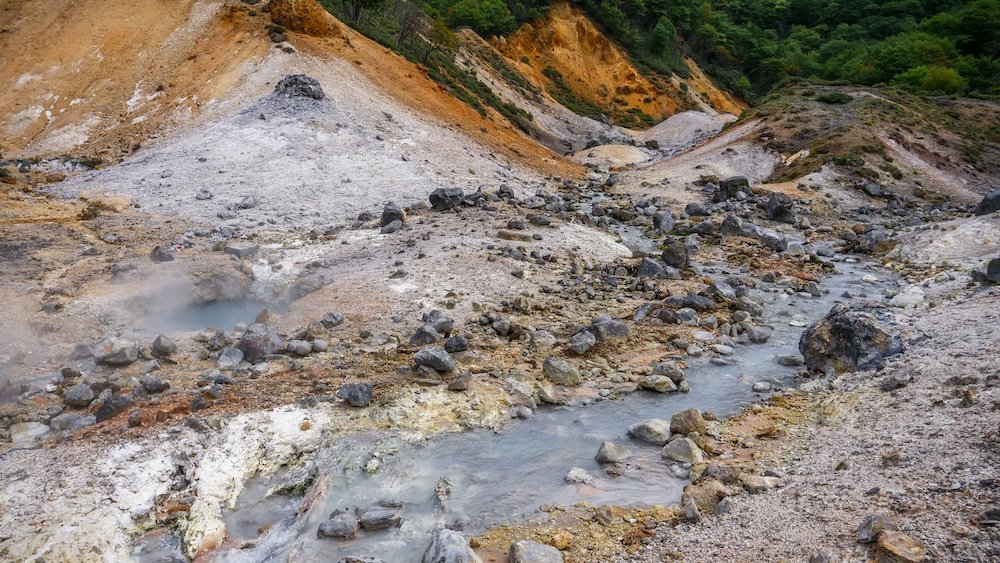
[237,323,285,363]
[96,395,133,422]
[275,74,325,100]
[381,202,405,226]
[150,245,175,263]
[763,193,796,223]
[337,382,374,407]
[414,347,455,372]
[661,238,689,268]
[975,189,1000,215]
[799,303,903,373]
[429,188,465,211]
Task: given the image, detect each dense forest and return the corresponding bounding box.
[418,0,1000,100]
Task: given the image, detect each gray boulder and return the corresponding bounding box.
[653,211,675,233]
[627,419,672,445]
[151,334,177,356]
[763,193,796,223]
[568,330,596,355]
[93,338,139,366]
[237,323,285,363]
[429,188,465,211]
[661,238,689,268]
[359,508,401,530]
[139,375,169,394]
[590,315,628,342]
[662,437,704,464]
[975,189,1000,215]
[799,303,903,373]
[317,510,360,540]
[543,357,580,386]
[421,529,482,563]
[595,441,631,463]
[337,382,374,407]
[410,324,443,347]
[64,383,95,408]
[716,176,751,201]
[509,540,564,563]
[149,245,175,263]
[414,347,456,372]
[857,228,897,254]
[381,202,406,226]
[987,257,1000,283]
[217,347,245,370]
[50,413,96,432]
[95,395,133,422]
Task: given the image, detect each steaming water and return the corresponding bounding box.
[192,260,892,563]
[136,299,285,334]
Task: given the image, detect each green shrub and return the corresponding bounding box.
[816,91,853,104]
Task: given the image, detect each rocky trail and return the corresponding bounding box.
[2,1,1000,562]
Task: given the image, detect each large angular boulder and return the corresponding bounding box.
[661,238,689,268]
[237,323,285,364]
[414,347,456,372]
[799,303,903,373]
[429,188,465,211]
[93,338,139,366]
[542,357,580,386]
[763,193,796,223]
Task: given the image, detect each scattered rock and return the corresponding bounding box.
[877,531,926,562]
[639,374,676,393]
[421,529,481,563]
[975,188,1000,215]
[317,509,360,540]
[564,467,594,484]
[568,330,596,355]
[589,315,628,343]
[217,347,245,370]
[799,303,903,372]
[763,193,795,223]
[286,340,312,355]
[509,540,564,563]
[628,419,672,445]
[50,413,96,432]
[543,357,580,386]
[595,441,632,463]
[414,347,456,372]
[238,323,285,363]
[857,514,898,543]
[149,245,175,262]
[662,437,704,464]
[139,375,169,394]
[670,408,706,435]
[93,338,139,366]
[95,395,133,422]
[64,383,95,408]
[337,383,374,407]
[381,202,406,226]
[10,421,50,443]
[429,188,465,211]
[359,507,401,530]
[220,244,258,262]
[661,239,689,268]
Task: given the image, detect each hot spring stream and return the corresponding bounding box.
[133,255,893,562]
